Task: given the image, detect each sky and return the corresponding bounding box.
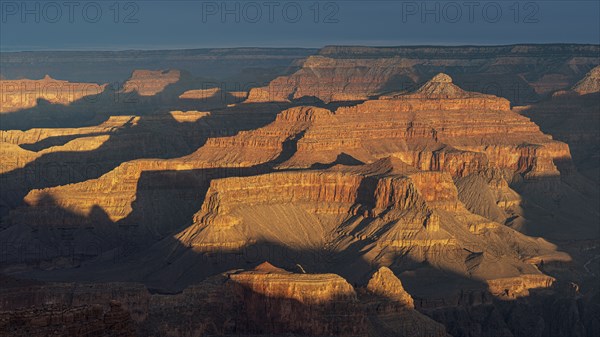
[1,0,599,51]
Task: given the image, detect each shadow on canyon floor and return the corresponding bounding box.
[519,92,600,183]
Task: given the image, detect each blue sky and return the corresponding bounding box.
[1,0,599,51]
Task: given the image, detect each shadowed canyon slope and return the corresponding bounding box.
[1,45,599,337]
[519,65,600,182]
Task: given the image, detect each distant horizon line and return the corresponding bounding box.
[2,42,599,53]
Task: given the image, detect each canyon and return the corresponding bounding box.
[0,45,598,336]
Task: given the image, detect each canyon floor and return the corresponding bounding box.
[0,45,599,337]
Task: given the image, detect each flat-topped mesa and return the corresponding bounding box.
[227,264,358,305]
[123,69,182,96]
[177,158,459,251]
[379,73,511,111]
[0,76,107,113]
[224,264,366,336]
[246,86,290,103]
[179,88,248,105]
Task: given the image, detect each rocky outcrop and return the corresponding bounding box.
[572,65,600,95]
[380,72,511,111]
[360,267,450,337]
[184,106,330,167]
[0,75,106,113]
[226,263,365,336]
[366,266,414,308]
[122,70,182,96]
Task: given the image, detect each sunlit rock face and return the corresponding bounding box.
[0,75,106,113]
[122,70,182,96]
[276,74,570,182]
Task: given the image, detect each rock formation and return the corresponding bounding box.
[1,46,599,337]
[226,262,365,336]
[0,75,106,113]
[122,70,182,96]
[172,153,565,293]
[361,267,450,337]
[366,266,415,307]
[1,74,582,290]
[572,65,600,95]
[179,88,247,107]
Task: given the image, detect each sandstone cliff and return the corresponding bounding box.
[361,267,450,337]
[122,70,182,96]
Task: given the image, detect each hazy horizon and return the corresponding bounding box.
[2,1,599,52]
[1,42,599,53]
